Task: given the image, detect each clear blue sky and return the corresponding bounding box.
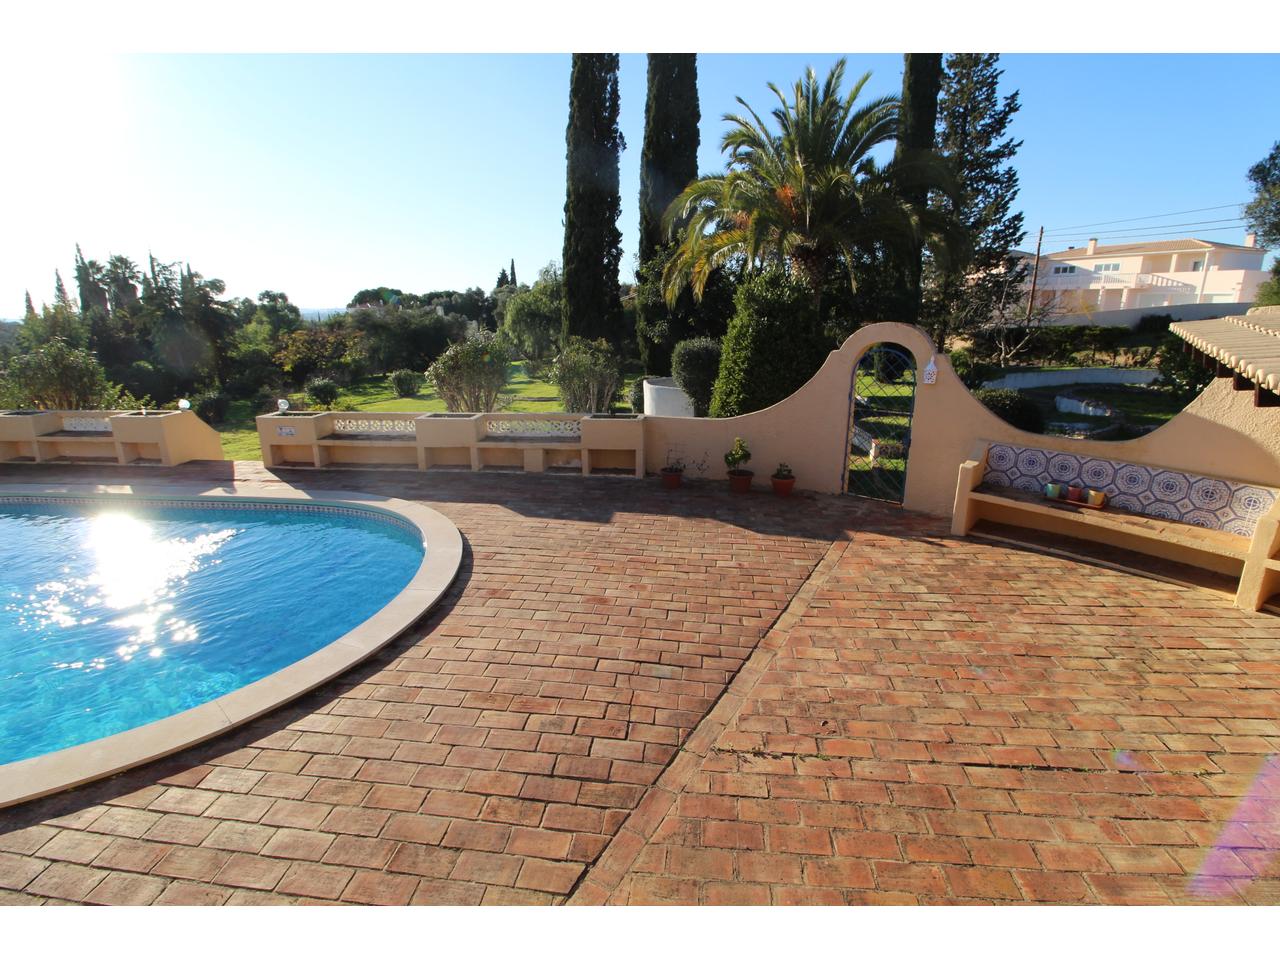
[3,52,1277,315]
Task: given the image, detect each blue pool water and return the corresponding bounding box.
[0,498,424,765]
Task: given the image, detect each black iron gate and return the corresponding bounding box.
[844,344,918,503]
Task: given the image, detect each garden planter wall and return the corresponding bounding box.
[258,411,646,478]
[0,409,224,466]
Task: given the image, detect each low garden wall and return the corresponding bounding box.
[0,409,225,466]
[982,367,1158,390]
[1047,301,1252,329]
[257,317,1280,521]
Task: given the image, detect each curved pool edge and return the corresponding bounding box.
[0,480,463,810]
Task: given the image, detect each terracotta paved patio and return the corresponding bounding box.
[1,463,1278,905]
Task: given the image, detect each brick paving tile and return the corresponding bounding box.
[4,464,1280,906]
[597,515,1280,905]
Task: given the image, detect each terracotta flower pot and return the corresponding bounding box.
[728,469,754,494]
[660,469,683,490]
[771,476,796,497]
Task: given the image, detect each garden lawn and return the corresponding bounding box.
[215,362,639,461]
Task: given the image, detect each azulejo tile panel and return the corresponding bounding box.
[981,442,1277,536]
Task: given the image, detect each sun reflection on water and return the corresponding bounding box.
[21,512,237,669]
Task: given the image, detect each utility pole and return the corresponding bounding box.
[1025,225,1044,321]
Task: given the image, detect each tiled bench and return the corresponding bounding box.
[952,441,1280,611]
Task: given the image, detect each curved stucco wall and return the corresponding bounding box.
[646,321,1280,518]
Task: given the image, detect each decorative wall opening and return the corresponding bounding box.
[844,343,918,502]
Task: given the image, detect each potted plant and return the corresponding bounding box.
[771,462,796,497]
[661,453,685,490]
[724,437,753,494]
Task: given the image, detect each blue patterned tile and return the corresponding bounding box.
[980,442,1277,536]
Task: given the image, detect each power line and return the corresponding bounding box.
[1043,202,1248,233]
[1049,217,1247,241]
[1046,217,1246,238]
[1047,224,1252,248]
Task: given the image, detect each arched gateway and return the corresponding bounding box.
[843,343,918,503]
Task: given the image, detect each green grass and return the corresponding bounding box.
[214,361,640,461]
[848,369,916,501]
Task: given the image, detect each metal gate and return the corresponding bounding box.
[844,344,917,503]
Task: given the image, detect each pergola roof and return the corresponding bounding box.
[1170,309,1280,395]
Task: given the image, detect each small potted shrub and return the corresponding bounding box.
[661,454,685,490]
[771,462,795,497]
[724,437,753,493]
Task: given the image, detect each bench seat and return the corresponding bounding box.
[969,485,1251,562]
[954,442,1280,611]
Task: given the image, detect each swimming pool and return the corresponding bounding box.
[0,488,461,804]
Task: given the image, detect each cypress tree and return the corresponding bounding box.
[923,53,1026,347]
[53,270,72,309]
[635,54,701,374]
[509,259,517,288]
[889,53,943,327]
[496,268,510,290]
[24,290,37,322]
[562,53,625,345]
[638,54,699,266]
[74,244,109,317]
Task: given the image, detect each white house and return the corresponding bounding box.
[1030,234,1269,314]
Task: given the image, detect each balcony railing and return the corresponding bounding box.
[1037,271,1196,293]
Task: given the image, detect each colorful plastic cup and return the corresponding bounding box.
[1045,483,1064,500]
[1087,489,1107,507]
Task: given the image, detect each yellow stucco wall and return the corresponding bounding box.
[645,321,1280,517]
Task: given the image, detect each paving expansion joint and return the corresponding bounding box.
[567,535,855,905]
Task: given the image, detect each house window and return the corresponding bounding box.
[1095,262,1121,272]
[1052,265,1077,275]
[1190,259,1203,272]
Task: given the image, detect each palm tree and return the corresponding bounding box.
[661,59,957,307]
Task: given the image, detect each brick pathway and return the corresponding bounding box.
[587,515,1280,905]
[1,464,1278,905]
[0,464,852,905]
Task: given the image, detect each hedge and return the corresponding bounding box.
[709,271,830,418]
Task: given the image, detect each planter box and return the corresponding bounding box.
[1,409,222,466]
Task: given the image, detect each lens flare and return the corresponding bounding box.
[1189,753,1280,900]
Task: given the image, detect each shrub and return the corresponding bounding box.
[552,337,621,414]
[947,347,994,390]
[275,327,367,386]
[223,345,278,399]
[709,271,830,418]
[503,285,561,362]
[305,377,340,409]
[342,305,465,373]
[426,330,512,412]
[724,437,751,472]
[671,337,722,417]
[1155,332,1213,403]
[122,360,169,401]
[389,368,424,398]
[974,387,1045,433]
[1135,313,1175,336]
[1253,262,1280,308]
[634,245,738,376]
[629,377,647,414]
[190,388,229,424]
[0,338,141,410]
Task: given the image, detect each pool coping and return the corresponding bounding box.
[0,480,464,810]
